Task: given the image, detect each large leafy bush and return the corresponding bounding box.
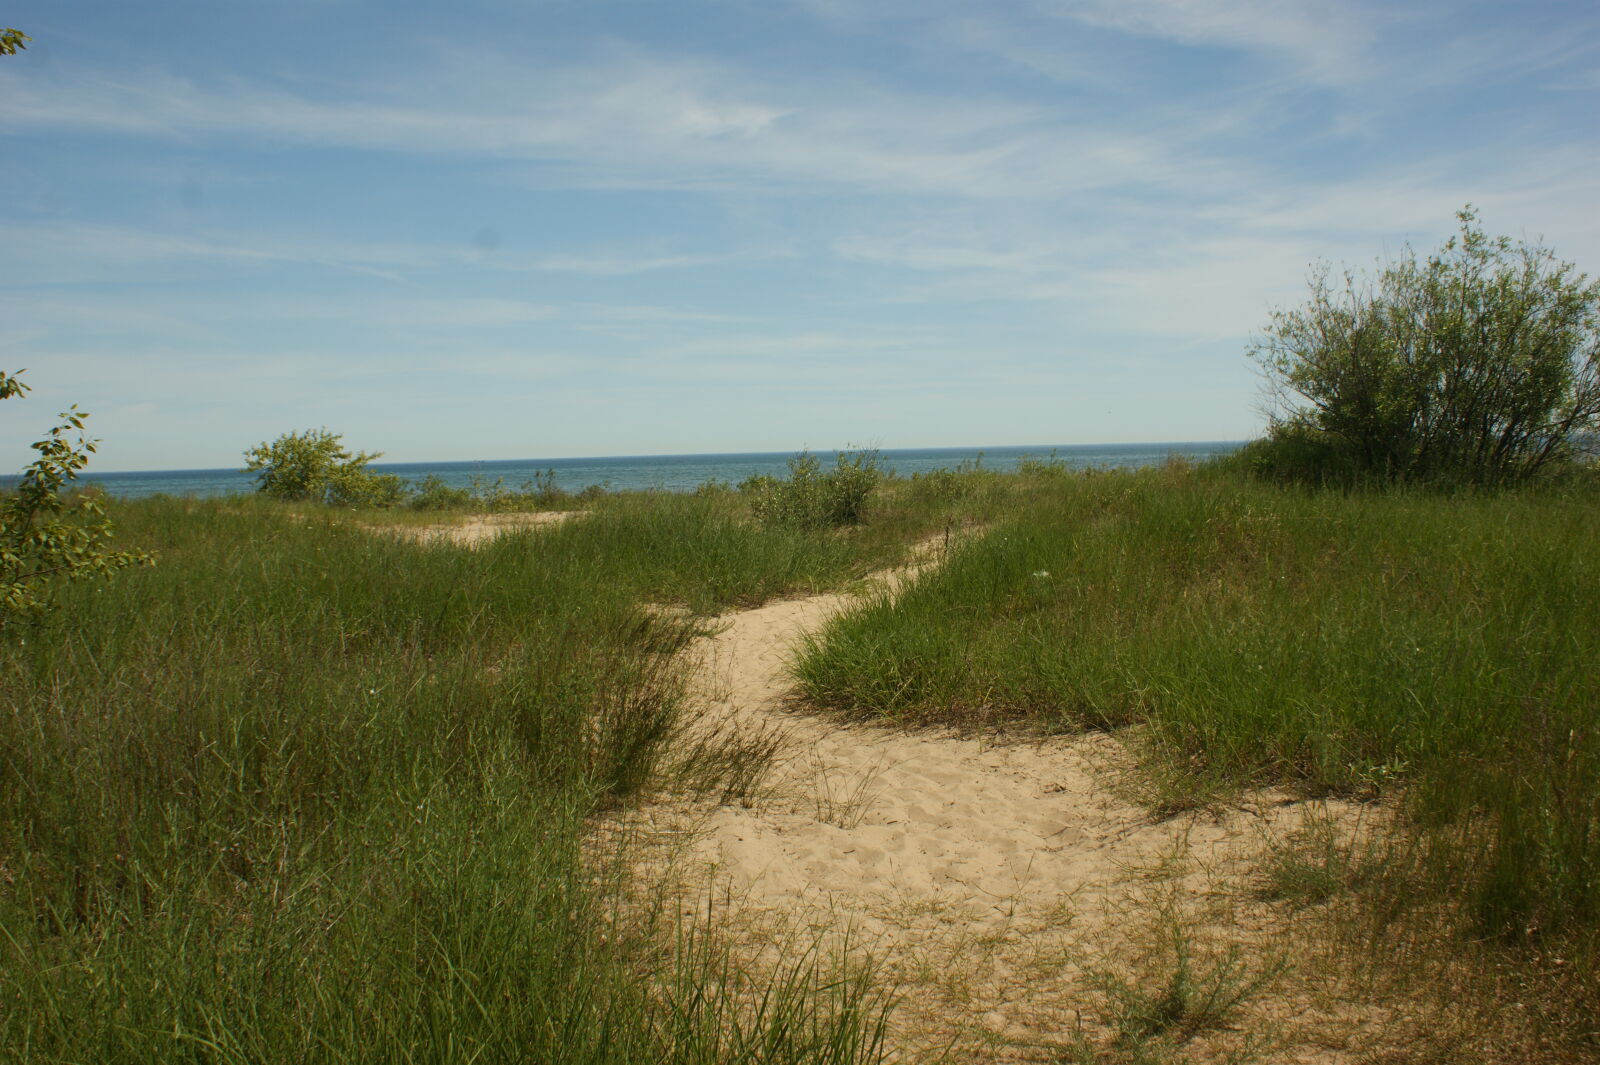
[1250,209,1600,485]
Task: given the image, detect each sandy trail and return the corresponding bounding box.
[638,559,1375,1063]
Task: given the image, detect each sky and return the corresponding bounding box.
[2,1,1597,472]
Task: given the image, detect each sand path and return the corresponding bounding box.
[645,559,1372,1063]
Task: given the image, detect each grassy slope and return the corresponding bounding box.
[797,465,1600,942]
[0,494,893,1064]
[11,466,1599,1059]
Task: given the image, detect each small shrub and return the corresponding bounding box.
[408,474,474,510]
[530,467,564,505]
[908,468,968,505]
[1222,423,1369,486]
[469,475,519,511]
[1017,451,1069,478]
[749,449,881,530]
[407,471,568,513]
[243,428,405,508]
[326,462,407,508]
[1,370,152,627]
[694,479,733,497]
[1089,912,1280,1050]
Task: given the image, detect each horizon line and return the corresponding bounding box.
[70,438,1249,479]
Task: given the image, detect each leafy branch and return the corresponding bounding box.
[2,371,154,627]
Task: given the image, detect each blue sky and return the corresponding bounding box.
[3,0,1597,472]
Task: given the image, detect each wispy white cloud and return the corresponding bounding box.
[0,51,1250,200]
[575,304,740,324]
[1,220,424,282]
[793,0,1375,84]
[5,0,1597,470]
[822,126,1600,340]
[0,217,772,285]
[0,290,751,344]
[523,252,735,275]
[1041,0,1376,82]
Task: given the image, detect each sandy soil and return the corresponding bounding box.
[378,510,581,546]
[625,557,1398,1063]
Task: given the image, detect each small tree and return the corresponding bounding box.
[243,428,406,508]
[2,371,153,627]
[1250,208,1600,485]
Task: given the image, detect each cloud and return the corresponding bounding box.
[794,0,1374,84]
[1,220,424,282]
[1043,0,1375,80]
[6,0,1597,471]
[0,50,1249,200]
[0,218,767,286]
[524,252,734,276]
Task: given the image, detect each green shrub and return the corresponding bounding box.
[1222,422,1369,486]
[1,370,151,627]
[529,467,565,505]
[243,428,407,508]
[407,474,475,510]
[1251,208,1600,485]
[405,470,571,513]
[738,473,780,495]
[749,450,881,530]
[1016,451,1070,478]
[327,461,407,508]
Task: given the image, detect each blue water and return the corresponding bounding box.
[11,441,1243,501]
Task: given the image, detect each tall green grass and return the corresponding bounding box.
[0,495,891,1063]
[795,466,1600,940]
[565,492,891,612]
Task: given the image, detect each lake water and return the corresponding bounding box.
[11,441,1243,500]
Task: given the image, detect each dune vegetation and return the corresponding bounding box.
[5,211,1599,1061]
[1,456,1598,1060]
[800,460,1600,946]
[0,492,900,1064]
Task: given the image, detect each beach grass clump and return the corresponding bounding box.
[0,495,891,1063]
[555,489,896,613]
[869,450,1102,536]
[794,467,1600,941]
[433,468,573,512]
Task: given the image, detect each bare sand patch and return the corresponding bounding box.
[378,510,581,547]
[614,557,1420,1063]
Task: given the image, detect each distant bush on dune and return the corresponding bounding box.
[243,428,407,508]
[744,448,881,529]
